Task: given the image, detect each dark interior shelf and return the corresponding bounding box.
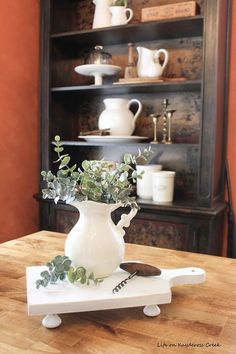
[59,140,152,147]
[137,199,227,215]
[51,80,202,95]
[57,141,199,148]
[34,192,226,216]
[34,193,225,216]
[51,16,203,48]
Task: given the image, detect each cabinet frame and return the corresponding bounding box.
[38,0,231,255]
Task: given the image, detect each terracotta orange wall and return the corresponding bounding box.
[0,1,39,242]
[227,2,236,216]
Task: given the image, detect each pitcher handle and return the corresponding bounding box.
[124,8,133,24]
[128,99,142,129]
[117,208,137,236]
[155,49,169,71]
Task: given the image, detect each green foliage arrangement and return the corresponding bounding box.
[36,255,104,289]
[41,135,152,209]
[113,0,128,6]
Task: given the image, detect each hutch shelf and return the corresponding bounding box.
[38,0,231,255]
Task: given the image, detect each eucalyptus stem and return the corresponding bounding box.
[36,255,104,289]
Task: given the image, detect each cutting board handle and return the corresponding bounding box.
[161,267,206,287]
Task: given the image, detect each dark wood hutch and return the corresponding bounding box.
[37,0,231,255]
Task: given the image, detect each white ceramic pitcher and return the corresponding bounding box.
[65,201,137,278]
[110,6,133,26]
[98,98,142,136]
[137,47,169,78]
[92,0,113,29]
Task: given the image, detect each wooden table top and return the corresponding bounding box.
[0,230,236,354]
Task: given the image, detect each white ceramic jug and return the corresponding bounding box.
[137,47,169,78]
[65,201,137,278]
[92,0,113,29]
[110,6,133,26]
[98,98,142,136]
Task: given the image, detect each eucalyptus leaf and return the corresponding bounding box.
[67,268,77,283]
[55,263,65,273]
[55,135,61,142]
[76,267,86,278]
[40,271,50,279]
[80,276,87,284]
[123,153,131,165]
[53,255,63,264]
[82,160,89,170]
[59,156,71,169]
[88,272,95,280]
[36,279,43,289]
[63,259,72,271]
[59,273,66,280]
[42,278,49,287]
[50,273,58,283]
[54,146,64,153]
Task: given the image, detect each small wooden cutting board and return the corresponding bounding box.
[113,77,186,84]
[27,265,205,316]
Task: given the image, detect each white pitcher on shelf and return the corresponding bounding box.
[98,98,142,136]
[137,47,169,78]
[92,0,113,29]
[110,5,133,26]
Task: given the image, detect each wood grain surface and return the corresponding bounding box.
[0,230,236,354]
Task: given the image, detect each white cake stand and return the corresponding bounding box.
[74,64,121,85]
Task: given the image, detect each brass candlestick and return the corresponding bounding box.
[161,99,170,144]
[149,113,161,144]
[166,110,176,144]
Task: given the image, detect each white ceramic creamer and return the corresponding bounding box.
[137,47,169,78]
[110,5,133,26]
